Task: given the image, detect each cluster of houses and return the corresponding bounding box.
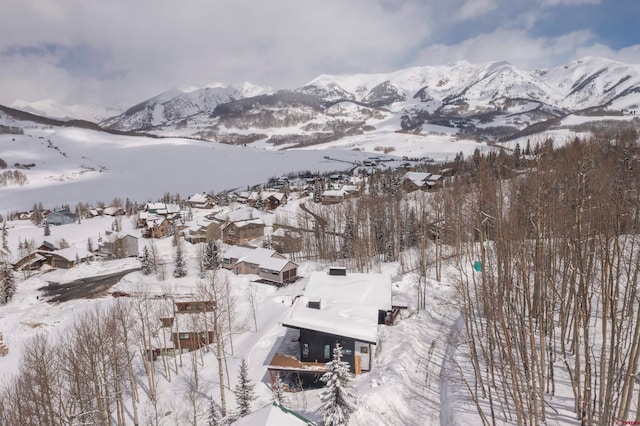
[12,230,140,272]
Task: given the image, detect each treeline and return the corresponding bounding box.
[440,134,640,424]
[0,170,27,187]
[0,124,24,135]
[286,132,640,424]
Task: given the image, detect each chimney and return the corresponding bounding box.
[328,266,347,276]
[308,299,321,309]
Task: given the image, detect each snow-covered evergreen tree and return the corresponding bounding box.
[234,358,256,417]
[0,262,16,304]
[173,245,187,278]
[271,372,287,404]
[141,246,152,275]
[320,343,357,426]
[207,397,223,426]
[1,220,7,251]
[43,221,51,236]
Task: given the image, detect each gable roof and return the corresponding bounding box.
[52,247,94,262]
[231,402,316,426]
[222,246,294,272]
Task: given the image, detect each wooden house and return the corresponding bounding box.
[98,231,139,258]
[47,247,94,269]
[220,246,298,284]
[141,215,171,239]
[221,219,265,245]
[12,251,47,271]
[158,300,216,352]
[185,220,222,244]
[187,192,215,209]
[276,267,392,376]
[271,226,304,255]
[248,191,288,210]
[37,241,57,252]
[401,171,443,192]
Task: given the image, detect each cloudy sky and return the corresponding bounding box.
[1,0,638,107]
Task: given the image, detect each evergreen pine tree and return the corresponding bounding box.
[44,221,51,236]
[1,220,8,251]
[173,245,187,278]
[320,343,357,426]
[207,397,223,426]
[0,262,16,304]
[141,246,152,275]
[234,358,256,417]
[271,372,287,404]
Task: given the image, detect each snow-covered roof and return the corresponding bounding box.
[223,246,295,271]
[402,171,431,187]
[216,205,262,222]
[322,189,347,197]
[282,270,392,343]
[53,247,94,262]
[231,402,315,426]
[188,193,210,203]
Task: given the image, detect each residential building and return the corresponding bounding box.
[220,245,298,284]
[272,267,392,380]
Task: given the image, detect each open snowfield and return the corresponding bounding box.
[0,113,488,216]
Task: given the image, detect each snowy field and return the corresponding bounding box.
[0,115,488,216]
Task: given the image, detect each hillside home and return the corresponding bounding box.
[158,300,216,353]
[271,267,392,381]
[140,214,171,239]
[45,210,77,226]
[38,241,58,252]
[47,247,94,269]
[271,226,304,255]
[187,192,215,209]
[184,220,223,244]
[248,191,288,210]
[98,231,139,258]
[320,184,360,205]
[221,219,265,245]
[401,171,443,192]
[220,246,298,284]
[102,206,126,216]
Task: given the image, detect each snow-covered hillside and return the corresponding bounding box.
[10,99,125,123]
[100,82,273,131]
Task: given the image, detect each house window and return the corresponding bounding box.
[178,333,190,340]
[360,346,368,354]
[302,343,309,357]
[324,345,331,359]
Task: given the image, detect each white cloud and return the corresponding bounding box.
[541,0,600,6]
[455,0,498,21]
[410,29,603,70]
[0,0,433,105]
[0,0,637,107]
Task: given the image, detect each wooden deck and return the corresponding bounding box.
[268,353,327,373]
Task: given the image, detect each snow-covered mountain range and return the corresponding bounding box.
[90,56,640,145]
[4,56,640,148]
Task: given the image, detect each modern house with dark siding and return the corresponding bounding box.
[275,267,392,378]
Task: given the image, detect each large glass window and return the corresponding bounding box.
[324,344,331,359]
[302,343,309,357]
